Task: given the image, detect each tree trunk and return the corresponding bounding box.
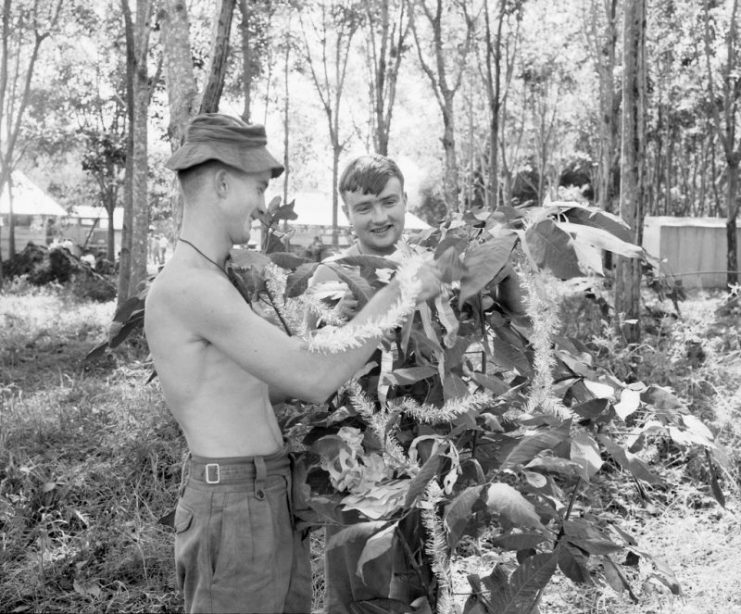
[8,181,14,259]
[199,0,236,114]
[107,207,115,261]
[365,0,409,156]
[726,161,739,286]
[238,0,253,123]
[160,0,198,234]
[130,55,150,294]
[441,96,459,210]
[161,0,197,144]
[118,0,152,305]
[615,0,646,344]
[410,0,473,214]
[282,14,291,205]
[483,0,504,210]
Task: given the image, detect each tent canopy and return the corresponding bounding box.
[285,191,430,230]
[0,171,67,216]
[69,205,124,230]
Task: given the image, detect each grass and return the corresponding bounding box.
[1,281,740,613]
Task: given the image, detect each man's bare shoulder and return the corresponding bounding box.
[145,259,236,325]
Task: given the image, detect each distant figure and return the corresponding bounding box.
[307,235,324,262]
[281,226,295,252]
[148,227,158,264]
[45,218,57,245]
[157,234,168,265]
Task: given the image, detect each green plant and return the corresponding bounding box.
[230,202,727,613]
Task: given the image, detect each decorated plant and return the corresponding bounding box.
[90,198,728,614]
[230,199,728,614]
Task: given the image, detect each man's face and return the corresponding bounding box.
[342,177,406,256]
[224,169,270,244]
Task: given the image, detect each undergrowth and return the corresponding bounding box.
[1,282,739,613]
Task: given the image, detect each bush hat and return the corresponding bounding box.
[166,113,284,178]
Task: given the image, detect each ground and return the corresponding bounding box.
[0,279,739,613]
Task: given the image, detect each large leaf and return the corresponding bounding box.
[326,521,388,551]
[384,366,436,387]
[356,522,397,581]
[459,232,517,306]
[614,388,642,421]
[569,431,603,480]
[492,335,532,376]
[562,519,623,556]
[558,543,592,584]
[603,555,640,603]
[444,485,485,549]
[559,203,633,242]
[112,294,145,323]
[486,483,545,531]
[403,453,442,508]
[599,435,661,484]
[269,251,312,270]
[503,424,571,468]
[327,263,376,309]
[489,532,547,551]
[557,221,643,259]
[524,218,582,279]
[487,552,559,614]
[285,262,320,297]
[468,371,511,397]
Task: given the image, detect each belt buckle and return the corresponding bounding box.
[205,463,220,484]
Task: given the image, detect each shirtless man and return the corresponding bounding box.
[144,115,443,614]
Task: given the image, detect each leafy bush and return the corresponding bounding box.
[228,202,729,613]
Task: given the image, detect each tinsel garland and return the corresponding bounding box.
[390,391,490,424]
[421,481,454,614]
[522,267,570,418]
[304,254,425,353]
[346,382,409,471]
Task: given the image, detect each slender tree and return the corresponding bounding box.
[119,0,154,304]
[478,0,523,209]
[409,0,475,212]
[199,0,236,114]
[298,0,362,245]
[703,0,741,289]
[363,0,411,156]
[615,0,646,343]
[160,0,198,146]
[0,0,63,278]
[585,0,620,217]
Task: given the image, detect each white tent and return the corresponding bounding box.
[69,205,124,230]
[0,171,67,216]
[286,191,430,230]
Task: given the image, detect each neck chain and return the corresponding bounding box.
[178,238,225,272]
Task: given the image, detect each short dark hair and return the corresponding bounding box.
[338,155,405,198]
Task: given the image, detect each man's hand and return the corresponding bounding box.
[415,261,445,303]
[337,289,358,319]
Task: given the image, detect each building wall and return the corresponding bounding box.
[643,217,741,289]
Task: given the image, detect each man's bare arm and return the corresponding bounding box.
[173,265,440,403]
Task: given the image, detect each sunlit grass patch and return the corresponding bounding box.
[1,286,183,612]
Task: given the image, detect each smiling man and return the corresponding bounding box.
[144,118,443,614]
[339,155,407,256]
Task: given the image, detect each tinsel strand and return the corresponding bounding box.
[421,481,454,614]
[304,255,425,353]
[391,391,490,425]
